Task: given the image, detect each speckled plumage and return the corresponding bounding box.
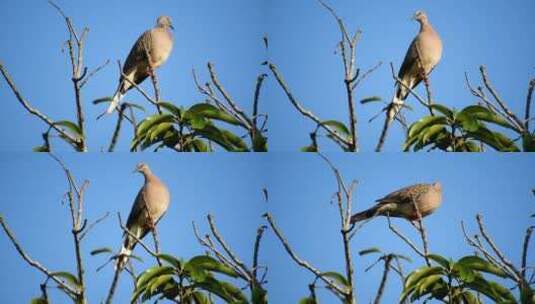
[350,182,442,224]
[107,16,174,114]
[117,163,170,269]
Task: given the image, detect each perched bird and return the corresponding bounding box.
[376,11,443,151]
[350,182,442,224]
[106,16,174,114]
[117,163,170,269]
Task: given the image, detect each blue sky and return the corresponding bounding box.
[0,0,266,151]
[2,1,534,152]
[1,153,534,302]
[267,0,535,151]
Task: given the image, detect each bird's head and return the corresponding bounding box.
[412,10,428,24]
[432,182,441,191]
[156,15,174,31]
[133,162,151,175]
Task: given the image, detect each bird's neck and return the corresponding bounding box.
[419,21,433,33]
[142,171,157,183]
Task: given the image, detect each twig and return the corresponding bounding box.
[252,225,267,282]
[387,216,426,259]
[0,62,80,148]
[80,59,110,88]
[374,255,393,304]
[415,46,435,116]
[521,226,534,279]
[192,221,249,280]
[116,61,160,109]
[268,63,351,149]
[410,197,431,266]
[252,73,268,134]
[207,62,253,129]
[80,211,110,240]
[525,79,535,130]
[264,213,349,297]
[206,215,251,278]
[108,104,127,152]
[480,66,524,130]
[0,215,79,297]
[476,214,522,281]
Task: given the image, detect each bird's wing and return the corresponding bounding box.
[122,30,153,79]
[125,186,147,231]
[376,184,424,205]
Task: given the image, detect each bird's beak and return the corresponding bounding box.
[170,24,175,31]
[132,168,138,174]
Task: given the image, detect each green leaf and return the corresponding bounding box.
[298,297,317,304]
[191,291,212,304]
[461,105,516,131]
[415,274,443,298]
[32,145,49,152]
[30,297,48,304]
[301,145,318,152]
[429,104,455,119]
[251,286,268,304]
[455,110,483,132]
[187,103,242,126]
[321,271,349,288]
[90,247,113,256]
[408,115,449,139]
[358,247,382,256]
[360,96,382,104]
[456,256,507,278]
[54,120,83,139]
[523,133,535,152]
[186,255,238,278]
[252,133,268,152]
[452,262,477,283]
[135,266,175,290]
[92,97,113,104]
[404,266,445,291]
[467,127,519,152]
[195,276,247,303]
[427,254,451,269]
[157,254,182,269]
[51,271,80,287]
[322,120,351,138]
[159,101,182,117]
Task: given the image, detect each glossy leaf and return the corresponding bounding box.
[321,271,349,288]
[322,120,351,138]
[358,247,382,256]
[51,271,80,288]
[456,256,507,278]
[90,247,113,256]
[360,96,382,104]
[186,255,238,278]
[54,120,83,139]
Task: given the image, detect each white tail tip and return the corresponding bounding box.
[116,246,132,270]
[106,92,123,114]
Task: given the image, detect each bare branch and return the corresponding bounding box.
[268,63,351,149]
[0,215,79,297]
[374,255,393,304]
[0,62,79,147]
[521,226,534,279]
[207,62,253,128]
[480,66,525,131]
[264,213,349,297]
[387,216,425,259]
[525,79,535,130]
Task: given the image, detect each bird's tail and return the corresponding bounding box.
[375,95,404,151]
[350,205,380,224]
[106,91,124,114]
[116,243,132,270]
[116,228,138,270]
